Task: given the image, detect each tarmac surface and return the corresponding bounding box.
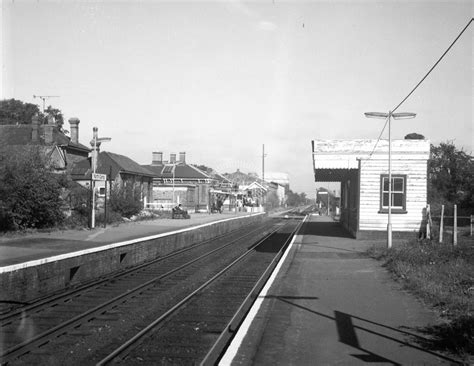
[222,215,460,365]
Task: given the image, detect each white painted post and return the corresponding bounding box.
[453,204,457,246]
[439,205,444,243]
[471,215,473,236]
[426,204,431,240]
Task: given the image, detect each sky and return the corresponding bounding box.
[1,0,473,197]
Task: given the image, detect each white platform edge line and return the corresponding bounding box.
[219,215,308,366]
[0,212,265,274]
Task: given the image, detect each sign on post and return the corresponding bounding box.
[92,173,107,181]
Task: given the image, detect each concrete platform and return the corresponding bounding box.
[222,215,461,365]
[0,211,265,305]
[0,211,254,269]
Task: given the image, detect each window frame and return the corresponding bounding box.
[378,174,407,214]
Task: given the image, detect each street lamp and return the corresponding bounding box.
[90,127,111,229]
[364,111,416,248]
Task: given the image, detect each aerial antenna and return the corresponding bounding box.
[33,95,59,113]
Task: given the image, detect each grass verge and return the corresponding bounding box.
[368,235,473,363]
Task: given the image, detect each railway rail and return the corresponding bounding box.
[97,218,303,365]
[0,209,307,365]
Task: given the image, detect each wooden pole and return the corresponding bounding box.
[453,204,457,246]
[437,205,442,241]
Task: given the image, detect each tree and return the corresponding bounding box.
[44,105,65,131]
[405,132,425,140]
[286,189,307,207]
[0,99,40,125]
[429,141,474,213]
[0,98,65,131]
[0,146,67,230]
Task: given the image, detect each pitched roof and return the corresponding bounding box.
[0,124,90,152]
[72,151,156,180]
[142,163,211,180]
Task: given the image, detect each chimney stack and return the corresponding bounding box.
[44,114,55,144]
[170,153,177,164]
[68,117,80,144]
[179,152,186,164]
[152,151,163,165]
[31,114,40,143]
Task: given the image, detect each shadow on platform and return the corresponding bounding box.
[299,221,353,238]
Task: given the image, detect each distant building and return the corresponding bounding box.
[312,139,430,239]
[142,152,215,211]
[71,151,156,207]
[263,171,290,188]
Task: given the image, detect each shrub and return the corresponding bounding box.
[109,184,142,218]
[0,146,66,230]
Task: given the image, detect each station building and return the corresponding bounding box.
[311,139,430,239]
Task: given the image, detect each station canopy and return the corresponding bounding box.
[311,139,430,182]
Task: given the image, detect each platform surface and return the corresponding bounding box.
[0,211,256,268]
[223,215,459,365]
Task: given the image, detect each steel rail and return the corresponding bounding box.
[1,222,275,363]
[200,217,305,365]
[0,225,256,324]
[96,223,288,366]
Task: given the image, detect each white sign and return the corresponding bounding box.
[92,173,107,181]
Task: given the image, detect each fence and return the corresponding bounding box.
[426,204,473,245]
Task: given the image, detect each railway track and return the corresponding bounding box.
[97,218,303,365]
[0,220,278,365]
[0,214,305,365]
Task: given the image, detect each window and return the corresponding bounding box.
[379,175,407,213]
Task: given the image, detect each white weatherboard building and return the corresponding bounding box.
[311,139,430,239]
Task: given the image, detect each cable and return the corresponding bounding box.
[392,18,473,113]
[361,115,389,167]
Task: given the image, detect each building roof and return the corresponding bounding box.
[142,163,211,180]
[72,151,156,180]
[0,124,90,152]
[311,139,431,181]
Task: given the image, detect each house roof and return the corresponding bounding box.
[0,124,90,152]
[72,151,156,180]
[142,163,211,180]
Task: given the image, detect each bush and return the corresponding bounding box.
[109,184,142,218]
[0,146,67,231]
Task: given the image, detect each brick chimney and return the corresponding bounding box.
[170,153,177,164]
[44,114,55,144]
[68,117,80,144]
[179,152,186,164]
[152,151,163,165]
[31,114,40,143]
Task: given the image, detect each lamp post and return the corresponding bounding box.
[90,127,111,229]
[364,111,416,248]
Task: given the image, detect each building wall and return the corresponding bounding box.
[339,169,359,236]
[152,185,197,210]
[359,158,427,233]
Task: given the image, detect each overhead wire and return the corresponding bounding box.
[362,115,389,167]
[364,18,473,166]
[392,18,473,113]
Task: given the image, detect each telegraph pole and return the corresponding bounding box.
[33,95,59,113]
